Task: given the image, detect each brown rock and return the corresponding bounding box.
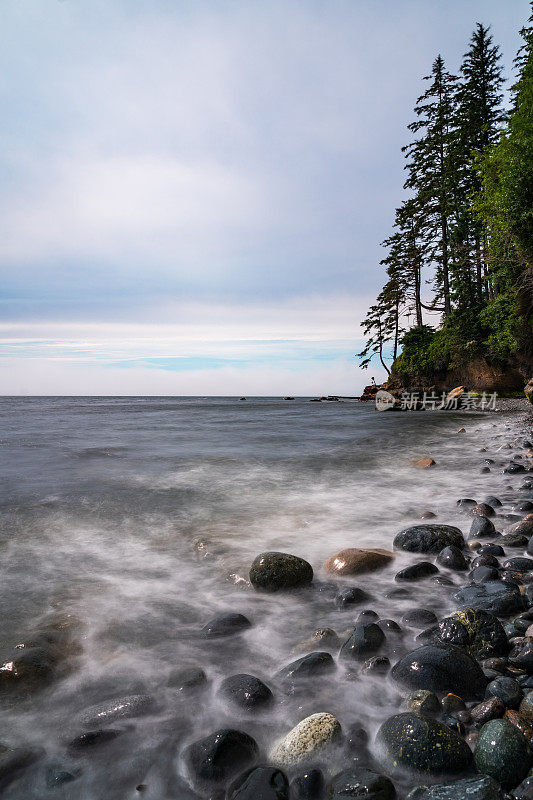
[470,696,505,726]
[525,378,533,406]
[411,458,436,469]
[324,548,394,577]
[447,385,465,403]
[504,709,533,742]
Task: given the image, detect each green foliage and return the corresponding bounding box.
[478,292,522,359]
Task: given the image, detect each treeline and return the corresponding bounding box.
[358,5,533,380]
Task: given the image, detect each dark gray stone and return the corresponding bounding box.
[329,767,396,799]
[201,613,252,638]
[437,546,468,571]
[453,581,526,616]
[470,516,496,539]
[339,624,385,661]
[474,718,532,789]
[218,674,273,709]
[395,563,439,582]
[406,775,503,800]
[391,643,487,700]
[486,676,523,708]
[249,552,313,592]
[227,766,289,799]
[274,652,335,682]
[80,694,154,727]
[183,729,258,790]
[393,525,465,554]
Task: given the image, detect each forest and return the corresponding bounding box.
[358,5,533,389]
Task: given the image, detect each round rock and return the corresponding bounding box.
[249,552,313,592]
[325,548,393,576]
[391,643,487,700]
[218,674,273,710]
[270,713,341,766]
[393,525,465,554]
[474,718,532,790]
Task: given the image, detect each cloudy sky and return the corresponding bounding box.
[1,0,528,395]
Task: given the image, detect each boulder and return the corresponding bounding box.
[270,713,341,766]
[393,525,464,554]
[474,718,532,790]
[218,674,273,710]
[227,766,289,800]
[376,712,472,775]
[183,729,258,790]
[391,643,487,700]
[249,553,313,592]
[453,581,526,616]
[339,624,385,661]
[325,548,393,576]
[406,776,503,800]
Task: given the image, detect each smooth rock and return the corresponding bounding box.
[406,776,503,800]
[325,548,393,576]
[436,546,468,571]
[339,624,385,661]
[168,666,207,691]
[376,712,472,775]
[218,674,273,710]
[486,676,523,708]
[393,525,465,554]
[201,613,252,638]
[270,713,341,766]
[472,503,496,518]
[335,588,372,608]
[290,768,325,800]
[68,729,122,751]
[395,563,438,582]
[227,766,289,800]
[453,581,526,616]
[503,557,533,572]
[183,729,259,789]
[391,644,487,700]
[474,718,532,789]
[249,552,313,592]
[80,694,154,727]
[470,516,497,539]
[402,609,438,629]
[275,652,335,683]
[471,696,506,726]
[329,767,396,799]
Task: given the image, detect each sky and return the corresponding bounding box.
[0,0,529,395]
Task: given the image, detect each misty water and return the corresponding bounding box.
[0,396,530,798]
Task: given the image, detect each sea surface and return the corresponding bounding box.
[0,396,528,798]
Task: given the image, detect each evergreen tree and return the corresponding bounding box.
[403,55,458,318]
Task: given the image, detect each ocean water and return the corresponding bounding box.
[0,396,529,798]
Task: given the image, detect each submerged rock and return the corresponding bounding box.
[80,694,154,726]
[325,548,393,576]
[474,718,532,789]
[168,666,208,691]
[0,746,42,792]
[329,768,396,800]
[470,516,496,539]
[183,729,258,790]
[339,624,385,661]
[270,713,341,766]
[227,766,289,800]
[391,644,487,700]
[218,674,273,710]
[376,712,472,775]
[406,775,504,800]
[393,525,464,554]
[249,552,313,592]
[275,652,335,683]
[436,546,468,571]
[395,562,439,581]
[201,613,252,638]
[335,587,372,608]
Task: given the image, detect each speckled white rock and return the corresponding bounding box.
[270,712,341,766]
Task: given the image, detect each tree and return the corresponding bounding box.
[403,55,458,317]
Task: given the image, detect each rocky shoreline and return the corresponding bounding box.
[1,405,533,799]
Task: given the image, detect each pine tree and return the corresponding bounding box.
[455,24,505,301]
[403,56,458,317]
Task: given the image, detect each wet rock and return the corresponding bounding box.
[270,713,341,766]
[329,767,396,799]
[472,503,496,518]
[292,629,340,653]
[505,463,526,474]
[335,588,372,608]
[431,575,454,587]
[515,501,533,513]
[509,642,533,673]
[486,676,523,708]
[0,647,56,695]
[385,587,411,599]
[378,619,402,634]
[471,696,506,726]
[514,775,533,800]
[201,613,252,638]
[402,609,438,629]
[168,666,207,691]
[436,546,468,571]
[405,690,440,716]
[470,516,496,539]
[504,709,533,741]
[0,746,42,791]
[471,566,500,582]
[406,775,504,800]
[227,766,289,800]
[453,581,526,615]
[395,562,439,582]
[412,458,436,469]
[290,768,324,800]
[79,694,154,726]
[393,525,465,554]
[325,548,393,576]
[357,609,380,623]
[68,729,122,751]
[474,718,532,789]
[441,693,466,714]
[503,533,529,548]
[519,690,533,720]
[45,764,80,788]
[218,674,273,710]
[503,557,533,572]
[376,712,472,775]
[339,624,385,661]
[472,554,500,569]
[361,655,390,674]
[511,520,533,537]
[479,544,504,556]
[484,497,503,508]
[457,498,477,510]
[275,652,335,683]
[391,644,487,700]
[183,729,258,790]
[249,552,313,592]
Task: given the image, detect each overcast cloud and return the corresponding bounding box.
[0,0,528,394]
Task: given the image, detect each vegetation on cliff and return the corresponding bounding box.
[358,5,533,385]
